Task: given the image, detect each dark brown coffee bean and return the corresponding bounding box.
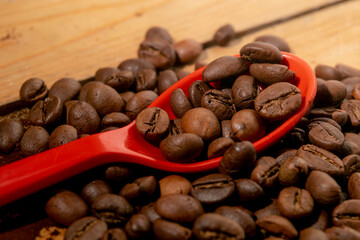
[240,42,283,64]
[49,125,77,149]
[207,137,235,159]
[119,91,135,103]
[175,69,190,80]
[159,175,192,196]
[46,191,88,226]
[134,68,157,92]
[160,133,204,163]
[19,77,48,102]
[78,82,103,102]
[174,38,202,64]
[231,109,265,142]
[254,35,291,52]
[235,178,264,203]
[315,64,347,80]
[105,165,132,185]
[305,170,342,205]
[352,83,360,99]
[221,120,237,141]
[219,141,257,177]
[191,173,235,204]
[187,80,213,107]
[81,179,112,205]
[250,156,281,189]
[91,193,133,225]
[201,89,236,121]
[231,75,260,109]
[170,88,192,118]
[102,112,131,129]
[20,126,49,156]
[136,107,169,142]
[29,96,63,127]
[138,38,176,69]
[255,82,302,121]
[158,69,178,94]
[195,61,207,70]
[0,119,23,153]
[48,78,81,104]
[95,68,134,92]
[341,77,360,99]
[325,225,360,240]
[341,99,360,128]
[343,155,360,177]
[332,199,360,231]
[140,203,161,223]
[155,194,204,223]
[125,90,158,120]
[202,56,248,83]
[118,58,155,76]
[181,107,220,142]
[254,199,281,220]
[311,209,330,231]
[250,63,294,86]
[213,24,235,46]
[119,176,156,201]
[101,228,127,240]
[315,79,347,106]
[145,26,173,43]
[153,218,192,240]
[66,101,100,134]
[308,120,344,152]
[336,64,360,78]
[299,228,328,240]
[168,118,185,136]
[193,213,245,240]
[278,156,308,186]
[125,213,150,239]
[348,172,360,199]
[256,215,298,239]
[277,187,314,219]
[65,216,108,240]
[309,107,348,127]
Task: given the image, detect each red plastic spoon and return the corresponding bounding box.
[0,52,316,206]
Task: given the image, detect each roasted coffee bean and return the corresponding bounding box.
[181,107,220,142]
[19,77,48,102]
[341,99,360,128]
[91,193,133,225]
[153,218,192,240]
[125,213,150,239]
[308,120,344,152]
[250,156,281,189]
[195,61,207,70]
[299,228,328,240]
[135,68,157,92]
[207,137,235,159]
[48,78,81,104]
[336,64,360,78]
[213,24,235,46]
[348,172,360,199]
[325,225,360,240]
[250,63,294,86]
[118,58,155,76]
[49,125,78,149]
[310,209,330,231]
[254,35,291,52]
[315,64,347,80]
[95,68,134,92]
[315,79,347,106]
[341,77,360,99]
[175,69,190,80]
[136,107,169,142]
[119,91,135,103]
[202,56,248,83]
[119,176,156,201]
[155,194,204,223]
[305,170,342,205]
[345,133,360,152]
[344,155,360,177]
[159,175,192,196]
[277,187,314,219]
[0,119,23,153]
[101,228,127,240]
[309,107,348,127]
[255,82,302,121]
[219,141,257,176]
[352,83,360,99]
[158,69,178,94]
[170,88,192,118]
[231,75,260,109]
[240,42,283,63]
[256,215,298,239]
[29,96,63,127]
[332,199,360,231]
[100,127,118,132]
[254,199,281,220]
[231,109,265,142]
[81,179,112,205]
[138,38,176,69]
[105,165,132,185]
[125,90,158,120]
[65,216,107,240]
[201,89,235,121]
[221,120,237,141]
[187,80,213,107]
[193,213,245,240]
[308,117,342,131]
[168,118,185,136]
[160,133,204,162]
[235,178,264,203]
[102,112,131,129]
[46,191,88,226]
[67,101,100,134]
[278,156,308,186]
[145,26,173,43]
[140,203,161,223]
[191,173,235,204]
[174,38,202,64]
[20,126,49,156]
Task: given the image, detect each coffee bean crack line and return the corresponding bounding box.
[200,229,238,240]
[303,146,342,168]
[257,91,300,112]
[144,109,161,137]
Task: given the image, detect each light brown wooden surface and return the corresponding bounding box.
[0,0,357,107]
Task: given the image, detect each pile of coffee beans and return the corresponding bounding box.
[1,24,360,240]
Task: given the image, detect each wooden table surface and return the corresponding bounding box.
[0,0,359,109]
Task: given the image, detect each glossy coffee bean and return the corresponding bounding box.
[135,68,157,92]
[138,38,176,69]
[308,120,344,152]
[240,42,283,63]
[91,193,133,225]
[299,228,328,240]
[159,175,192,196]
[174,38,202,64]
[325,225,360,240]
[158,69,178,94]
[81,179,112,205]
[310,209,330,231]
[254,200,281,220]
[102,112,131,128]
[202,56,248,83]
[255,82,301,121]
[315,64,347,80]
[221,120,237,141]
[315,79,347,106]
[250,156,281,189]
[153,218,192,240]
[213,24,235,46]
[254,35,291,52]
[125,213,151,239]
[235,178,264,203]
[101,228,127,240]
[231,109,265,142]
[207,137,234,159]
[136,107,169,142]
[20,126,49,156]
[48,78,81,104]
[66,101,100,134]
[160,133,204,162]
[140,203,161,223]
[332,199,360,231]
[348,172,360,199]
[231,75,260,109]
[278,156,308,186]
[65,216,108,240]
[155,194,204,223]
[256,215,298,239]
[95,67,134,92]
[118,58,155,76]
[341,77,360,99]
[168,118,185,136]
[29,96,63,127]
[201,89,235,120]
[305,170,342,205]
[105,165,132,185]
[187,80,213,107]
[193,213,245,240]
[19,77,48,102]
[145,26,173,43]
[0,119,23,153]
[119,176,156,201]
[250,63,294,85]
[125,90,158,120]
[170,88,192,118]
[191,173,235,204]
[341,100,360,127]
[277,187,314,219]
[49,125,78,149]
[46,191,88,226]
[119,91,135,103]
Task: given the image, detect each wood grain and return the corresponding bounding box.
[0,0,340,107]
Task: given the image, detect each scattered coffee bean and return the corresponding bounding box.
[19,77,48,103]
[254,35,291,52]
[65,216,107,240]
[213,24,235,46]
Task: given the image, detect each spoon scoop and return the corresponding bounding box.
[0,52,316,206]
